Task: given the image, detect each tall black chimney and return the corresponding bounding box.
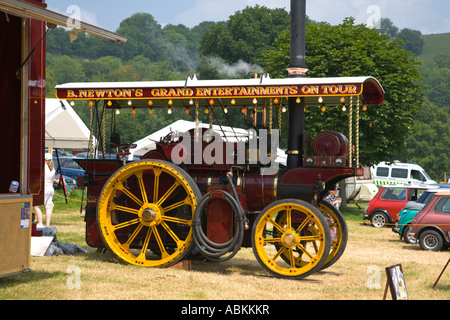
[286,0,308,169]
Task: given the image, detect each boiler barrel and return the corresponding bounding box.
[243,172,278,211]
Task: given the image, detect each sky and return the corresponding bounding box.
[44,0,450,35]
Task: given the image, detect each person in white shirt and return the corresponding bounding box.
[34,153,56,228]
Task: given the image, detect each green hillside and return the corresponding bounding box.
[417,33,450,62]
[415,32,450,110]
[409,32,450,182]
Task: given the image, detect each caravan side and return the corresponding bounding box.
[372,162,436,186]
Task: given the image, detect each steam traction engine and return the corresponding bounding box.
[55,75,384,279]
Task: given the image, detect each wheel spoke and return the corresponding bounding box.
[135,171,148,204]
[286,208,292,230]
[156,181,180,206]
[312,239,319,253]
[123,222,144,250]
[288,248,296,268]
[153,167,162,203]
[296,243,314,260]
[117,182,144,207]
[161,221,182,249]
[299,234,321,242]
[295,215,311,233]
[163,196,190,213]
[263,237,282,243]
[137,227,154,260]
[112,218,140,231]
[267,216,286,234]
[110,203,139,215]
[161,215,192,226]
[272,245,286,261]
[152,226,169,258]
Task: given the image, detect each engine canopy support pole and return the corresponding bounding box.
[287,0,308,169]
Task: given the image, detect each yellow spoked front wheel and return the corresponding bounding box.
[252,199,331,279]
[97,160,201,268]
[317,201,348,270]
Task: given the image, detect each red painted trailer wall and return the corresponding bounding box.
[0,0,46,277]
[0,12,23,193]
[0,0,46,200]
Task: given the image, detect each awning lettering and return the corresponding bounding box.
[58,84,363,100]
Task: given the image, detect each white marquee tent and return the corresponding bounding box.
[45,98,94,149]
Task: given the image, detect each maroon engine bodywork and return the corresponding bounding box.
[77,128,359,248]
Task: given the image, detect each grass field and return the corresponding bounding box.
[1,189,449,301]
[418,32,450,63]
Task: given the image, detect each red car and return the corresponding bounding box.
[410,191,450,251]
[364,185,428,227]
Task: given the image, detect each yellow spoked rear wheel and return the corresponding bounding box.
[97,160,201,268]
[317,201,348,270]
[252,199,331,279]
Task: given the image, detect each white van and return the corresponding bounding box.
[372,162,437,186]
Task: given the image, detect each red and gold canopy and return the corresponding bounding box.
[55,75,384,108]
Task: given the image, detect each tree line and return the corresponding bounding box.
[45,6,449,180]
